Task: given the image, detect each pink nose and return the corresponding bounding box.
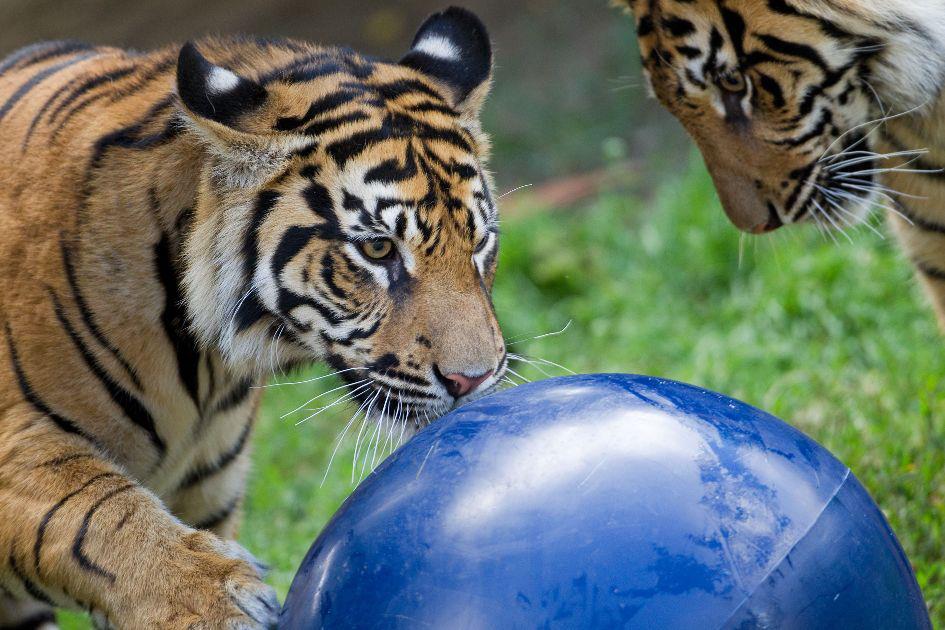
[441,369,493,398]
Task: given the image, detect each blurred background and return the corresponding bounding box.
[0,0,689,189]
[4,1,943,626]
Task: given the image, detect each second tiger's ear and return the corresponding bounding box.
[400,7,493,118]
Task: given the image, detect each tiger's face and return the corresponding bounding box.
[179,8,506,424]
[620,0,908,234]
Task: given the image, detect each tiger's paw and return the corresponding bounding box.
[181,531,280,629]
[113,530,279,629]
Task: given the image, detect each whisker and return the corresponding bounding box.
[505,366,532,383]
[819,99,930,160]
[508,353,577,377]
[506,319,573,346]
[352,389,382,481]
[812,198,852,243]
[835,180,925,201]
[294,381,374,426]
[825,148,929,170]
[498,183,534,199]
[256,366,367,389]
[268,324,286,380]
[280,378,370,419]
[367,388,392,473]
[320,390,376,487]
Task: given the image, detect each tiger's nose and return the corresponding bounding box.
[436,368,494,398]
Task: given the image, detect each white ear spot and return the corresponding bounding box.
[414,35,461,61]
[207,66,240,94]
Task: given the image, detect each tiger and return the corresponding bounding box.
[616,0,945,328]
[0,6,507,628]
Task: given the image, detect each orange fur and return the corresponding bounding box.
[0,18,506,627]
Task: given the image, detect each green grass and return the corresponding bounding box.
[60,156,945,626]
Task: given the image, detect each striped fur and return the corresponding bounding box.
[0,7,506,628]
[618,0,945,327]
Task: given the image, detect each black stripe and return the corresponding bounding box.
[0,610,57,630]
[211,376,254,416]
[8,554,53,606]
[234,292,269,333]
[242,190,281,294]
[364,144,419,184]
[260,57,345,85]
[774,108,832,147]
[0,53,95,122]
[0,41,93,78]
[47,66,136,125]
[48,90,110,139]
[274,88,363,131]
[406,101,458,117]
[4,323,100,445]
[193,495,241,531]
[86,96,179,177]
[719,7,746,58]
[661,16,695,38]
[375,78,444,102]
[320,252,349,301]
[60,238,142,389]
[34,472,120,572]
[38,453,95,468]
[154,232,201,410]
[755,72,786,109]
[279,286,351,328]
[326,128,390,166]
[271,226,318,280]
[177,420,253,490]
[111,55,176,102]
[895,202,945,235]
[22,76,82,148]
[917,262,945,281]
[303,110,371,137]
[767,0,857,40]
[49,290,166,455]
[756,34,829,71]
[72,483,135,583]
[322,317,382,347]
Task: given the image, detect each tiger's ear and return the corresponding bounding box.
[176,42,310,188]
[400,7,492,117]
[177,42,269,129]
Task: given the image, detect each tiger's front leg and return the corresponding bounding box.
[0,408,278,629]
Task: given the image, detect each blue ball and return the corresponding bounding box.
[281,374,930,629]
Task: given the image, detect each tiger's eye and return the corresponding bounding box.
[360,239,395,260]
[719,71,747,93]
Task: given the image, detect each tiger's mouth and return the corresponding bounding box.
[337,351,508,430]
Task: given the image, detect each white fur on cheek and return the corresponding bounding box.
[414,36,461,61]
[207,66,240,94]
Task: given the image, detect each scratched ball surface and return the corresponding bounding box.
[280,374,929,629]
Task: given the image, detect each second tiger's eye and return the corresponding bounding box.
[719,70,747,93]
[360,239,395,260]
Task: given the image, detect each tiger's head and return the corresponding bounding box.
[177,8,505,425]
[618,0,945,233]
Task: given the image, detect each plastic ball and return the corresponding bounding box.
[281,374,930,629]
